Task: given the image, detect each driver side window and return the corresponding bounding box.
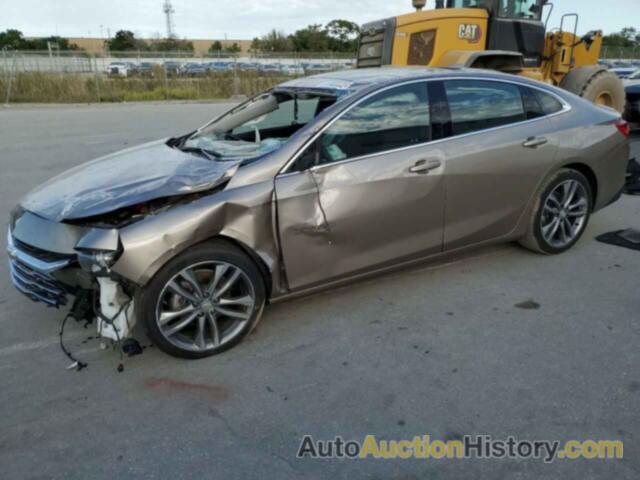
[310,83,430,168]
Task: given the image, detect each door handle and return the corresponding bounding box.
[409,159,442,174]
[522,136,548,148]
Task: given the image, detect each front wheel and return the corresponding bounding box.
[138,241,266,359]
[519,169,593,254]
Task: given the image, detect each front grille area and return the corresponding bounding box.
[9,258,70,307]
[13,237,75,263]
[7,231,73,308]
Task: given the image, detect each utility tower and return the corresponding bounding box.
[163,0,175,39]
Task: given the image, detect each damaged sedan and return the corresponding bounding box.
[7,68,630,358]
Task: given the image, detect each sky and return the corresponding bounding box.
[0,0,638,39]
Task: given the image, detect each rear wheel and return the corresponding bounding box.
[519,169,593,254]
[138,241,266,359]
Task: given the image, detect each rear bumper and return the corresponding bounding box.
[604,185,624,208]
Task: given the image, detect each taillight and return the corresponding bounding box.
[615,118,630,138]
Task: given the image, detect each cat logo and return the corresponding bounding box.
[458,23,482,43]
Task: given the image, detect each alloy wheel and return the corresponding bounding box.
[540,179,589,249]
[155,261,256,352]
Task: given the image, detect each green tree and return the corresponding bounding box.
[106,30,147,51]
[603,27,639,48]
[209,40,223,53]
[325,19,360,52]
[0,29,27,49]
[290,24,329,52]
[249,37,262,52]
[26,36,80,50]
[620,27,638,42]
[0,30,81,51]
[153,38,194,52]
[225,42,241,54]
[258,29,293,52]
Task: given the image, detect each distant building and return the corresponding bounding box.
[37,37,252,55]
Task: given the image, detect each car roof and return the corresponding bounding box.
[277,66,547,96]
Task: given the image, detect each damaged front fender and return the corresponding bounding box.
[111,179,283,294]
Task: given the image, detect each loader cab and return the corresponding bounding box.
[446,0,547,66]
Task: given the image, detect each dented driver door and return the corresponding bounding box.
[275,81,445,291]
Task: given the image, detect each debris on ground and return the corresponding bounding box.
[515,300,541,310]
[597,229,640,251]
[122,338,143,357]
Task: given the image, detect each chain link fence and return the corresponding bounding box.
[2,47,639,104]
[0,49,356,104]
[600,46,640,60]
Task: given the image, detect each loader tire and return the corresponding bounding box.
[561,67,625,113]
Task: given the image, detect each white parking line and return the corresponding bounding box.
[0,334,86,357]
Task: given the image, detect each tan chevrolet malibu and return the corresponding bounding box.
[7,68,631,358]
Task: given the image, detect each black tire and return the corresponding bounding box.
[561,67,625,113]
[519,169,593,255]
[137,240,266,359]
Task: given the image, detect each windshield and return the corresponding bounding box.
[183,91,336,161]
[499,0,542,19]
[447,0,490,8]
[447,0,543,19]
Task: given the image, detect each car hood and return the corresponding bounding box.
[20,140,242,222]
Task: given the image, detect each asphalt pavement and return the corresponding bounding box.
[0,103,639,479]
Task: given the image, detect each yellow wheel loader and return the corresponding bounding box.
[357,0,625,112]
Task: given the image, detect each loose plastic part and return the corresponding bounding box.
[97,277,136,341]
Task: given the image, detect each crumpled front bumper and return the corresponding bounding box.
[7,228,73,307]
[7,223,137,341]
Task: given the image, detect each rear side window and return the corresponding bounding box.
[520,86,565,119]
[534,90,564,115]
[317,83,430,164]
[520,86,545,119]
[444,80,526,135]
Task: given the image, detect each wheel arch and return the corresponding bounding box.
[130,232,275,299]
[514,162,598,238]
[561,162,598,209]
[209,234,274,299]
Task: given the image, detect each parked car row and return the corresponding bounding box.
[105,60,353,78]
[623,70,640,126]
[181,61,351,77]
[599,59,640,70]
[611,67,640,80]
